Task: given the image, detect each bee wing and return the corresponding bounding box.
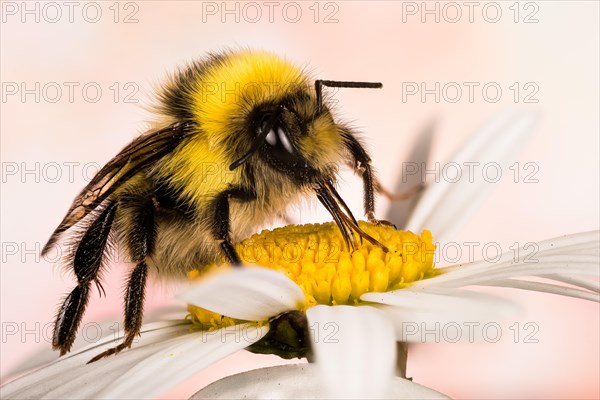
[42,123,189,255]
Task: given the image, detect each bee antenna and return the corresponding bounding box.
[315,80,383,114]
[229,104,284,171]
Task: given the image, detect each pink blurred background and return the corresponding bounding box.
[1,1,598,398]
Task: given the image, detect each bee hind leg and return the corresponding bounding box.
[88,195,155,363]
[87,262,149,363]
[53,201,118,356]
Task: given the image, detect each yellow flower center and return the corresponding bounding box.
[188,221,436,330]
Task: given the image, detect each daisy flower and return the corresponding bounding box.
[2,110,598,399]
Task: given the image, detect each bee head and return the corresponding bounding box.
[232,88,343,184]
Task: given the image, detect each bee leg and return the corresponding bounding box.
[341,131,394,227]
[373,179,424,201]
[360,166,396,228]
[212,188,256,265]
[53,201,118,356]
[88,195,155,363]
[87,262,149,363]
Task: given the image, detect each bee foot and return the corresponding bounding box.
[367,214,397,229]
[87,341,131,364]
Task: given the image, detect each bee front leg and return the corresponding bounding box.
[53,201,118,356]
[88,195,155,363]
[212,187,256,265]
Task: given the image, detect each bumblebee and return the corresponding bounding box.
[44,49,389,361]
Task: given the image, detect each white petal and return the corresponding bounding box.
[362,288,517,342]
[2,320,267,400]
[179,267,305,321]
[1,321,194,399]
[306,305,396,398]
[528,230,599,254]
[190,364,450,399]
[422,231,600,289]
[362,287,515,314]
[540,274,600,293]
[406,110,538,244]
[99,323,268,399]
[434,258,598,289]
[5,316,188,379]
[480,279,600,302]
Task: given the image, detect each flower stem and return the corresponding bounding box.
[396,342,408,378]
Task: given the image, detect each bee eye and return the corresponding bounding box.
[261,121,294,155]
